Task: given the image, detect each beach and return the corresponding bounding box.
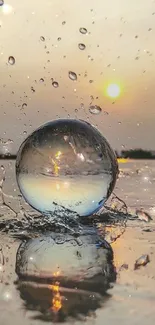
[0,159,155,324]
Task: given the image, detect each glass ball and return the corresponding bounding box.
[15,229,116,320]
[15,229,114,281]
[16,119,118,217]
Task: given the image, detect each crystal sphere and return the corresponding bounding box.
[16,119,118,216]
[15,229,114,281]
[15,229,116,320]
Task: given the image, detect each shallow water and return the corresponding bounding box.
[0,159,155,324]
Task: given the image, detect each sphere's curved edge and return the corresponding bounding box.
[15,118,118,217]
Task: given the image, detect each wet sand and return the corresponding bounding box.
[0,159,155,324]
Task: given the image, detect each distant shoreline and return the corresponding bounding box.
[0,155,17,160]
[0,154,155,161]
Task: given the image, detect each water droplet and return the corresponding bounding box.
[21,103,27,109]
[79,27,87,34]
[1,165,4,171]
[31,86,35,93]
[52,81,59,88]
[57,37,61,41]
[40,36,45,41]
[89,80,93,83]
[62,21,66,25]
[135,35,138,38]
[89,105,102,115]
[0,138,13,145]
[39,78,44,83]
[68,71,77,81]
[78,43,86,50]
[8,56,15,65]
[148,28,152,32]
[16,119,118,217]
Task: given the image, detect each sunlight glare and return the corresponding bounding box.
[2,3,13,15]
[107,83,121,98]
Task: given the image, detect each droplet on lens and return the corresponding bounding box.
[8,56,15,65]
[39,78,44,83]
[16,119,118,217]
[78,43,86,50]
[1,165,4,171]
[52,81,59,88]
[89,105,102,115]
[21,103,27,109]
[40,36,45,41]
[31,86,35,93]
[79,27,87,34]
[68,71,77,81]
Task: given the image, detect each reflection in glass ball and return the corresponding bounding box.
[15,229,116,321]
[16,119,118,217]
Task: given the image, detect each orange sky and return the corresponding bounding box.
[0,0,155,152]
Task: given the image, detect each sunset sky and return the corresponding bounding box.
[0,0,155,152]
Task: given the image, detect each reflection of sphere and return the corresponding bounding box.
[16,119,118,217]
[15,229,116,321]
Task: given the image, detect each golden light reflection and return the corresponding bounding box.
[51,158,60,176]
[50,151,62,176]
[53,270,61,277]
[117,158,129,163]
[55,151,62,160]
[111,202,118,210]
[49,281,62,313]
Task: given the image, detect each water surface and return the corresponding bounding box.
[0,159,155,325]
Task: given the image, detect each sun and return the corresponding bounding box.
[106,83,121,98]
